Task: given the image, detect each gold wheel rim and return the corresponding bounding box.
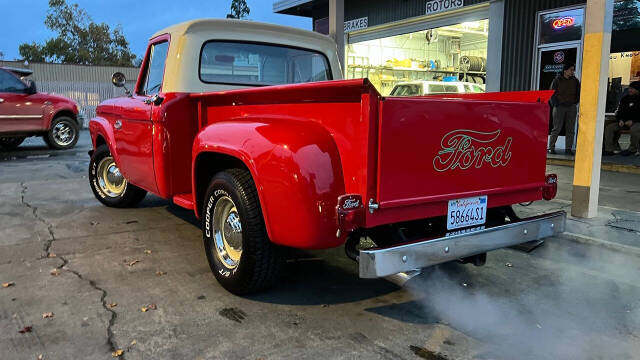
[96,156,127,197]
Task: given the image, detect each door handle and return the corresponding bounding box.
[143,94,164,106]
[114,120,122,130]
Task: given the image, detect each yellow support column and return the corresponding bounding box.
[572,0,614,218]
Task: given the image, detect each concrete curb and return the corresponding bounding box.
[558,231,640,255]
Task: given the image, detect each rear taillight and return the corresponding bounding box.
[336,194,365,235]
[542,174,558,200]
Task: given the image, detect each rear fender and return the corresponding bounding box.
[192,120,346,249]
[88,117,120,164]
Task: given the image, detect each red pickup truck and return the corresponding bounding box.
[88,19,564,294]
[0,67,81,150]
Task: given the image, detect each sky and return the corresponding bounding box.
[0,0,311,61]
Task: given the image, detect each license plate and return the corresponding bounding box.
[447,196,487,230]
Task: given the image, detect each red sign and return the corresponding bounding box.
[553,17,575,30]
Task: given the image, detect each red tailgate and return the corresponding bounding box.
[368,94,551,227]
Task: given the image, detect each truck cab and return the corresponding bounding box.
[89,19,564,295]
[90,19,341,199]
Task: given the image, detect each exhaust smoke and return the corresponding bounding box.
[402,239,640,359]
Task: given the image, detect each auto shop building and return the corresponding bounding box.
[274,0,639,96]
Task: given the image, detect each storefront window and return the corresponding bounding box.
[607,51,640,112]
[607,3,640,122]
[538,8,584,45]
[346,19,488,95]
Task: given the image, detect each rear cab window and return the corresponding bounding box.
[199,41,332,86]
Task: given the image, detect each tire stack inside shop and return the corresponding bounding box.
[459,55,486,84]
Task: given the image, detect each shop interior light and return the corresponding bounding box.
[461,21,481,29]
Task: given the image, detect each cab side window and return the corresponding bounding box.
[0,70,27,93]
[142,41,169,95]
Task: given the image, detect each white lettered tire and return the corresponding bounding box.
[202,169,283,294]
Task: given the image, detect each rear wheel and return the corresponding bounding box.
[45,116,79,150]
[202,169,283,294]
[0,136,26,150]
[89,144,147,207]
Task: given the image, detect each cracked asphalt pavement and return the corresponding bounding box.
[1,131,640,359]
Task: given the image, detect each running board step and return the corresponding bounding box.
[173,193,194,210]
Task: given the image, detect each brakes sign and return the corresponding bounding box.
[426,0,464,16]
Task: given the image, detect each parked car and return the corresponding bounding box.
[88,19,564,294]
[390,80,485,96]
[0,67,81,150]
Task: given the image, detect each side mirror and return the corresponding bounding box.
[25,80,37,95]
[112,72,126,87]
[111,72,131,97]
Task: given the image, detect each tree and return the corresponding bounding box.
[18,43,46,62]
[613,0,640,31]
[0,51,4,60]
[18,0,136,66]
[227,0,250,19]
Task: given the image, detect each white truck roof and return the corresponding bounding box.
[149,19,342,93]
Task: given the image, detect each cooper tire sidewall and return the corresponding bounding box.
[203,178,250,289]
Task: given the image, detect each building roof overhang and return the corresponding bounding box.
[273,0,314,17]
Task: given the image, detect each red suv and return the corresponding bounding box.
[0,67,81,150]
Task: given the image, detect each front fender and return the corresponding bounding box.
[88,117,120,165]
[42,98,79,130]
[193,120,347,249]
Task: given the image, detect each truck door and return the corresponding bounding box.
[0,69,43,133]
[111,39,169,194]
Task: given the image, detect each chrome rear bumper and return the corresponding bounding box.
[359,211,566,278]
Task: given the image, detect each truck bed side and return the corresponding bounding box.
[191,79,377,248]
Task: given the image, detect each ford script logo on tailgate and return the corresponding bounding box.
[433,129,512,172]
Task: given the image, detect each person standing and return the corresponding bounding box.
[548,63,581,155]
[603,81,640,156]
